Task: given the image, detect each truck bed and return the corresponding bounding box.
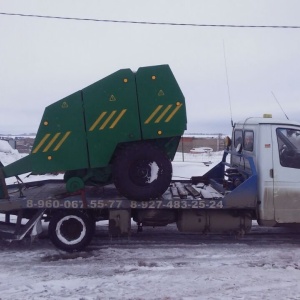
[0,178,256,213]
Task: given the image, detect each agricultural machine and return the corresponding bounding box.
[0,65,186,200]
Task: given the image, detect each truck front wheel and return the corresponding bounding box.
[112,143,172,200]
[48,211,95,252]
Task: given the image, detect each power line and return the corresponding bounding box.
[1,12,300,29]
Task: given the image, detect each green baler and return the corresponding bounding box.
[1,65,187,200]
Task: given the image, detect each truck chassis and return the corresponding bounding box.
[0,152,258,252]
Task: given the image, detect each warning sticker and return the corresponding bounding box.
[158,90,165,96]
[109,95,117,101]
[61,101,68,108]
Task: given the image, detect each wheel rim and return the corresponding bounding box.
[56,215,86,245]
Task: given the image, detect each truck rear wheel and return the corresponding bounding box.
[112,143,172,200]
[48,211,95,252]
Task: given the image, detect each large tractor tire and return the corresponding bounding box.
[48,210,95,252]
[112,143,172,200]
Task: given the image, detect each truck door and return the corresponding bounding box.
[272,126,300,223]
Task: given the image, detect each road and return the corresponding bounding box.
[1,222,300,300]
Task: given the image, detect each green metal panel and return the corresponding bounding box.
[29,91,89,173]
[153,136,182,161]
[2,64,187,181]
[83,69,141,168]
[3,154,34,178]
[135,65,187,140]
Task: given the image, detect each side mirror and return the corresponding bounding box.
[224,136,232,149]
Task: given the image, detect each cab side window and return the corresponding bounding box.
[277,128,300,169]
[234,130,243,148]
[244,131,254,152]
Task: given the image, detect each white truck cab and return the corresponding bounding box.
[232,116,300,226]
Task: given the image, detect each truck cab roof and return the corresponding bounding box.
[235,117,300,128]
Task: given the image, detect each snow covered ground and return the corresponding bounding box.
[0,141,300,300]
[1,223,300,300]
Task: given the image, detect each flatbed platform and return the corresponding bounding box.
[0,178,255,213]
[0,170,257,251]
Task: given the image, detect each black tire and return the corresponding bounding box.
[48,210,95,252]
[112,143,172,200]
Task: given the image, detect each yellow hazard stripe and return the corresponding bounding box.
[155,105,172,123]
[144,105,163,124]
[43,133,61,152]
[89,112,107,131]
[165,104,182,122]
[53,131,71,151]
[110,109,127,129]
[32,134,51,153]
[100,111,117,130]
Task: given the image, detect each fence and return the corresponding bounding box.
[176,134,225,162]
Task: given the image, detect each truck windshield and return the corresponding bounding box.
[277,128,300,169]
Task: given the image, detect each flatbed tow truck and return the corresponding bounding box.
[1,65,300,252]
[0,147,256,252]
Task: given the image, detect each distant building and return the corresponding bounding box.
[178,134,225,153]
[0,136,35,153]
[15,137,35,153]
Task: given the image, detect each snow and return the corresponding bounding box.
[1,225,300,300]
[0,140,14,153]
[0,140,25,167]
[147,161,159,183]
[1,145,300,299]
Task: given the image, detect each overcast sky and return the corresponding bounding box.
[1,0,300,134]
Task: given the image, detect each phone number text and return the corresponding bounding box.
[25,199,224,209]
